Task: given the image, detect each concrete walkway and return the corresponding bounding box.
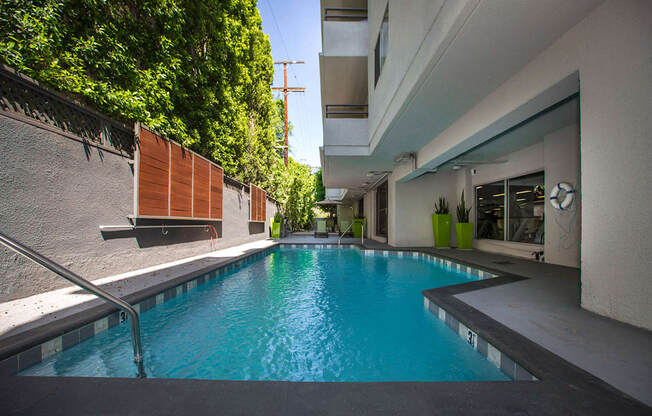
[447,252,652,407]
[277,233,361,245]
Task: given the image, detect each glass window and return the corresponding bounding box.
[476,181,505,240]
[508,172,545,244]
[374,6,389,86]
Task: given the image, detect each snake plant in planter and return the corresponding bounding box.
[455,190,473,250]
[432,196,451,248]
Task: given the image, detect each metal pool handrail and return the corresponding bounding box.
[338,222,354,246]
[0,232,146,378]
[338,223,365,246]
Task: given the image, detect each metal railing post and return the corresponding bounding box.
[0,232,146,377]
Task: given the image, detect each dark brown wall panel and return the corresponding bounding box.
[170,142,192,218]
[138,128,169,216]
[193,156,210,218]
[250,184,266,222]
[210,164,223,220]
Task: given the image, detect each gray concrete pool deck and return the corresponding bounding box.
[279,234,652,407]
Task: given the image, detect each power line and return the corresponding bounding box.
[272,61,305,168]
[264,0,305,86]
[265,0,291,60]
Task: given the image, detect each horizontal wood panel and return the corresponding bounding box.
[138,127,169,216]
[139,129,169,162]
[170,143,192,218]
[250,184,266,222]
[193,157,210,218]
[210,164,223,220]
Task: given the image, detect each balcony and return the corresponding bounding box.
[323,105,368,157]
[323,7,367,21]
[321,1,368,57]
[325,104,368,119]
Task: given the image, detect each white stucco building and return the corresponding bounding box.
[319,0,652,330]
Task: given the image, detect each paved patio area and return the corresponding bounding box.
[278,232,361,245]
[280,235,652,406]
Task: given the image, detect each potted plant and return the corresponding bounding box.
[455,190,473,250]
[352,217,365,238]
[271,211,283,239]
[432,196,451,248]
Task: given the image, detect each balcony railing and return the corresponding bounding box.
[324,7,367,21]
[325,104,368,119]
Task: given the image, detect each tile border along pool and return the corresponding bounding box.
[0,242,649,414]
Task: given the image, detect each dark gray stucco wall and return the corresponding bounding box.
[0,114,277,301]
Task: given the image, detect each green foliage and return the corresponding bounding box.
[313,167,336,219]
[273,210,283,223]
[0,0,277,185]
[434,196,449,215]
[314,168,325,202]
[1,0,319,222]
[456,190,471,223]
[271,159,315,231]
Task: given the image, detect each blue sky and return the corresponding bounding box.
[258,0,323,168]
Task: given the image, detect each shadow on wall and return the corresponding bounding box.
[248,222,265,235]
[101,219,222,248]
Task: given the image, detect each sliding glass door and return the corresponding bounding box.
[475,171,545,245]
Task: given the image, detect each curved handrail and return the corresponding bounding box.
[0,232,146,377]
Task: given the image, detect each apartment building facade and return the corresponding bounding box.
[319,0,652,330]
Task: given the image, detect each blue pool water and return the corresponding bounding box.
[21,248,508,381]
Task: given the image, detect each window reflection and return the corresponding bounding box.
[476,181,505,240]
[374,5,389,86]
[508,172,545,244]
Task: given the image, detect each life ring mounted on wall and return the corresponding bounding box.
[550,182,575,210]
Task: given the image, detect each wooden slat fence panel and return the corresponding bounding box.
[210,164,223,220]
[137,127,169,216]
[170,142,193,217]
[250,184,266,222]
[135,125,223,221]
[193,156,210,218]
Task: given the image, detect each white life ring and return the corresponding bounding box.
[550,182,575,210]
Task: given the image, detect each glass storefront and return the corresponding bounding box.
[476,181,505,240]
[475,171,545,244]
[508,172,545,244]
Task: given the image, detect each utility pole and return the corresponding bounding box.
[272,61,305,168]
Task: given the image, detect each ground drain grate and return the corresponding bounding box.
[492,260,515,265]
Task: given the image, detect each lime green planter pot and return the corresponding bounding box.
[271,220,281,239]
[455,222,473,250]
[432,214,452,248]
[352,218,365,238]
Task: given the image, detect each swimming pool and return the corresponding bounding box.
[20,247,509,381]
